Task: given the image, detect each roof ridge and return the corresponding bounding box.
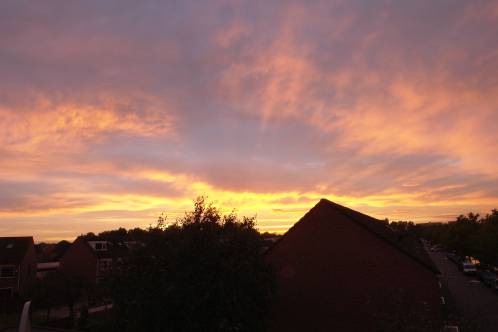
[263,201,323,256]
[318,199,439,274]
[0,237,33,265]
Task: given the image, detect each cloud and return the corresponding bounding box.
[0,101,173,152]
[0,0,497,240]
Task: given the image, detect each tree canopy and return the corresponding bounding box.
[109,197,274,332]
[417,209,498,265]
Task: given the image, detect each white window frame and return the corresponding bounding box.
[94,242,107,251]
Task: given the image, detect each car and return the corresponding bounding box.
[477,270,497,287]
[460,261,477,275]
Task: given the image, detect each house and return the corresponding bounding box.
[266,199,444,332]
[36,240,71,263]
[35,240,71,279]
[60,236,129,284]
[0,237,37,299]
[36,261,61,279]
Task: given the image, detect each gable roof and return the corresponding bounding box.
[37,240,72,262]
[73,236,130,259]
[268,199,439,274]
[0,237,34,265]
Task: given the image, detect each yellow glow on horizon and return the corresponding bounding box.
[2,168,490,240]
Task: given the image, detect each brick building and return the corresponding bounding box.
[266,199,444,331]
[0,237,37,299]
[60,236,129,284]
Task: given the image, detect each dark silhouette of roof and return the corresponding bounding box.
[73,236,130,259]
[268,199,439,274]
[37,240,72,262]
[266,199,444,331]
[0,237,34,265]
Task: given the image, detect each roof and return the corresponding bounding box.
[37,241,71,262]
[266,199,444,331]
[0,237,34,265]
[74,236,130,259]
[268,199,439,274]
[329,199,439,273]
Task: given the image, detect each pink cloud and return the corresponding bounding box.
[1,0,497,240]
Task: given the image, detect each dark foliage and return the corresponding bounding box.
[109,197,274,332]
[389,221,416,234]
[80,227,150,244]
[416,209,498,265]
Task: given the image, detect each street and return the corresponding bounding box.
[427,249,498,332]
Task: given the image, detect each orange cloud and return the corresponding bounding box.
[2,164,496,241]
[1,99,173,153]
[1,1,498,241]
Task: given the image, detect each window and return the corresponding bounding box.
[98,259,112,273]
[0,266,15,278]
[94,242,107,251]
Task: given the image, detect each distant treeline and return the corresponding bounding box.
[79,219,279,247]
[413,209,498,266]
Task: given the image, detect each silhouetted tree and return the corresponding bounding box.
[110,197,274,332]
[389,221,416,234]
[417,209,498,265]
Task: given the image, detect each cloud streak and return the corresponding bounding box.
[1,0,497,240]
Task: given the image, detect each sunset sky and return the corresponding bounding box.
[1,1,498,241]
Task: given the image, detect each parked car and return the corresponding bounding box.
[477,270,497,287]
[465,256,480,267]
[460,261,477,275]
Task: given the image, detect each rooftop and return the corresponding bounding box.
[0,237,34,265]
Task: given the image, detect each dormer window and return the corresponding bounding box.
[88,240,108,251]
[94,242,107,251]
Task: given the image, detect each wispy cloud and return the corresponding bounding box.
[1,0,497,240]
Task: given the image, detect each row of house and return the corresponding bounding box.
[3,199,449,330]
[0,235,132,302]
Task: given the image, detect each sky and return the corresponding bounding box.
[1,0,498,242]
